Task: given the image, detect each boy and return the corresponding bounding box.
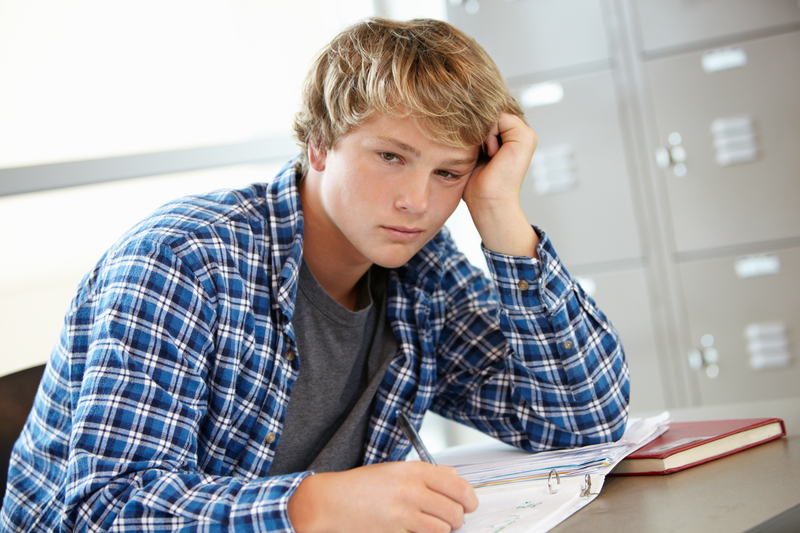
[1,18,629,533]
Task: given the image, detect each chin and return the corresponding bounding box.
[371,256,414,269]
[368,248,420,270]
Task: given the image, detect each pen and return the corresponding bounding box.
[397,410,437,465]
[398,410,469,526]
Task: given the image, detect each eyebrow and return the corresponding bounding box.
[377,136,420,157]
[376,136,478,167]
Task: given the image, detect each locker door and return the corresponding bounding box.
[679,247,800,405]
[518,70,642,267]
[634,0,800,55]
[578,268,667,412]
[645,31,800,254]
[446,0,610,79]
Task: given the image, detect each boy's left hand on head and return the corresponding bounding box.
[462,113,540,258]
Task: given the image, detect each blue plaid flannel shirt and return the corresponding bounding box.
[2,159,629,532]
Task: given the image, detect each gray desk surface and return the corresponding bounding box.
[551,397,800,533]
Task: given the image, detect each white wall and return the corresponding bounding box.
[0,0,370,168]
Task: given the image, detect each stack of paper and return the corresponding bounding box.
[442,443,619,488]
[434,413,669,533]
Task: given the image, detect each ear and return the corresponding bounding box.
[308,141,327,172]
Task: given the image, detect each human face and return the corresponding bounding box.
[307,114,480,270]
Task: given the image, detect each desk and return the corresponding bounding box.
[551,397,800,533]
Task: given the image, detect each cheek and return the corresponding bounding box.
[342,165,394,211]
[322,161,360,212]
[322,163,384,235]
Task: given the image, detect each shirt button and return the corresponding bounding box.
[266,432,276,444]
[564,340,574,350]
[285,348,295,361]
[517,280,530,290]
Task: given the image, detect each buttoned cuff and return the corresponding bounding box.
[483,226,574,314]
[231,470,313,532]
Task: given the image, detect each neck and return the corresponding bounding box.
[298,175,372,311]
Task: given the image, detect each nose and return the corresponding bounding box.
[394,171,429,214]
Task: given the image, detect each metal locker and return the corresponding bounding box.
[517,70,642,268]
[634,0,800,55]
[577,268,667,412]
[678,246,800,405]
[645,31,800,255]
[446,0,610,80]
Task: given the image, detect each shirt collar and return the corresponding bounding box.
[266,158,305,317]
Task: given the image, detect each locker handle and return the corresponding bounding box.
[655,132,687,177]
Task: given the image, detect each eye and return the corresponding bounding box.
[380,152,399,162]
[436,169,463,180]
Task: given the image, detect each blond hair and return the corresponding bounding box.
[292,18,524,174]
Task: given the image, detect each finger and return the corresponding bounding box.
[417,490,468,531]
[485,121,500,157]
[426,466,479,513]
[436,464,459,476]
[496,112,533,144]
[493,114,538,174]
[409,511,455,533]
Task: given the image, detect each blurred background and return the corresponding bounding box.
[1,0,798,453]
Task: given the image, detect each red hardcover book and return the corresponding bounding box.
[611,417,786,475]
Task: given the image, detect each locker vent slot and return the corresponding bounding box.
[712,115,758,166]
[745,322,791,370]
[528,144,576,195]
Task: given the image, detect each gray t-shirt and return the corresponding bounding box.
[268,260,397,475]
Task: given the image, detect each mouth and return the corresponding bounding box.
[382,225,425,242]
